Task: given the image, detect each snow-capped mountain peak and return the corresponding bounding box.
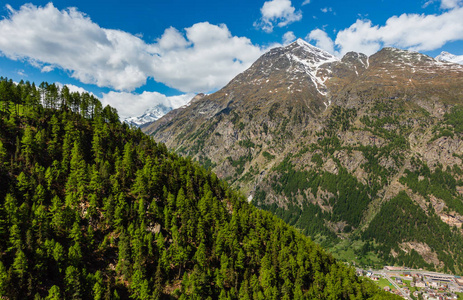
[436,51,463,65]
[123,103,173,127]
[286,38,339,65]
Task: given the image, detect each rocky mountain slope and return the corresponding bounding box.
[145,39,463,274]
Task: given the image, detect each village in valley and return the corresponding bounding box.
[357,267,463,299]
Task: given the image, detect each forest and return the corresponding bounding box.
[0,77,398,299]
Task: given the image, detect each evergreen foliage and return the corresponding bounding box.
[363,192,463,273]
[0,78,396,299]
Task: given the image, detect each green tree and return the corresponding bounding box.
[0,140,6,162]
[65,265,81,299]
[13,249,28,279]
[92,271,104,300]
[0,261,8,297]
[45,285,61,300]
[21,126,35,166]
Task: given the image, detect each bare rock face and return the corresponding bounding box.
[144,39,463,273]
[419,136,463,168]
[400,242,443,267]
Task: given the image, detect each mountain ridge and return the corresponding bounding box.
[146,40,463,273]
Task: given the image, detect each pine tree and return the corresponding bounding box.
[65,265,81,299]
[0,140,6,162]
[0,261,8,297]
[21,126,35,166]
[45,285,61,300]
[13,249,27,279]
[93,271,104,300]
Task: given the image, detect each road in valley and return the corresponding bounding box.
[381,271,411,300]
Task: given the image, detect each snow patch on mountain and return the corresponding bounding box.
[288,39,339,95]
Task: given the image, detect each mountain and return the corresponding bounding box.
[123,94,206,128]
[0,78,397,299]
[123,103,173,127]
[146,39,463,273]
[436,51,463,65]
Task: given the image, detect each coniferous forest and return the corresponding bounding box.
[0,77,398,299]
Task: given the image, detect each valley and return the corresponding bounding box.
[2,0,463,299]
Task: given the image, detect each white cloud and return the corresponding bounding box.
[150,22,266,92]
[41,66,54,73]
[156,27,190,50]
[441,0,463,9]
[302,0,310,5]
[321,7,332,13]
[422,0,462,9]
[0,3,266,94]
[0,3,150,91]
[101,91,194,119]
[282,31,296,44]
[307,5,463,57]
[307,29,335,54]
[55,83,94,96]
[255,0,302,33]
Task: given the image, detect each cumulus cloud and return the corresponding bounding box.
[254,0,302,33]
[302,0,310,5]
[282,31,296,44]
[307,29,335,54]
[0,3,265,93]
[307,5,463,56]
[101,91,194,119]
[150,23,265,92]
[0,3,150,91]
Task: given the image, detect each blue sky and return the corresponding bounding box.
[1,0,463,118]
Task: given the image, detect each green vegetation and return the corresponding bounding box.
[258,200,337,246]
[198,155,217,170]
[326,106,357,134]
[271,155,374,228]
[399,159,463,215]
[444,105,463,134]
[363,192,463,273]
[262,151,275,160]
[238,139,256,148]
[227,153,252,175]
[374,278,395,290]
[249,100,463,273]
[330,240,384,269]
[0,77,398,299]
[311,153,323,167]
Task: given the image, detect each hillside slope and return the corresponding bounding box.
[146,40,463,274]
[0,78,396,299]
